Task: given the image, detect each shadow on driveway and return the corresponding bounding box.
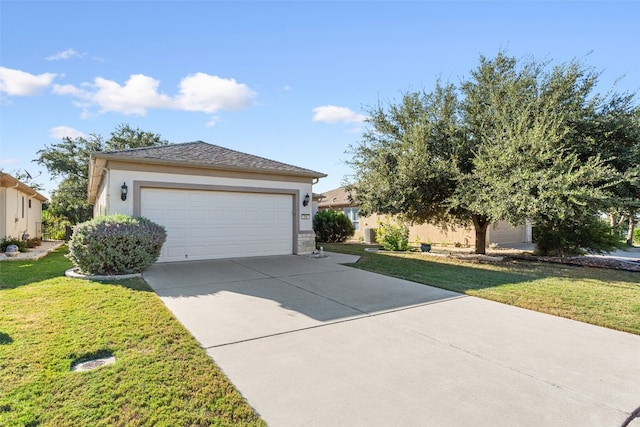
[143,254,462,347]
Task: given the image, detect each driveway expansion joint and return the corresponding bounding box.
[204,295,468,350]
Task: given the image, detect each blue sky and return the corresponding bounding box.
[1,1,639,198]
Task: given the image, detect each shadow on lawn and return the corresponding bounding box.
[340,250,599,294]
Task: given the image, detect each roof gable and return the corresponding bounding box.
[95,141,326,177]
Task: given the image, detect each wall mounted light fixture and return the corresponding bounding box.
[303,193,310,207]
[121,182,128,201]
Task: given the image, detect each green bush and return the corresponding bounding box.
[41,209,71,240]
[376,219,409,251]
[313,209,355,243]
[1,236,27,253]
[67,214,167,275]
[533,215,622,257]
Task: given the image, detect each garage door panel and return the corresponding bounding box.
[142,188,294,262]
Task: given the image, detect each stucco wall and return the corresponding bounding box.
[98,169,316,232]
[1,187,43,239]
[323,209,531,247]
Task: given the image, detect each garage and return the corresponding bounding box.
[87,141,326,262]
[141,188,293,262]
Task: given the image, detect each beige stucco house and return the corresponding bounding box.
[0,173,47,241]
[87,141,326,262]
[318,186,532,247]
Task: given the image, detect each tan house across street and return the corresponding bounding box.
[87,141,326,262]
[0,173,47,241]
[318,186,532,248]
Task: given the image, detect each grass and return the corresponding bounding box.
[320,243,640,335]
[0,246,265,427]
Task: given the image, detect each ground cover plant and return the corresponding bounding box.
[320,243,640,335]
[0,246,265,426]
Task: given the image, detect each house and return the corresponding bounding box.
[87,141,326,262]
[0,173,47,241]
[317,186,532,247]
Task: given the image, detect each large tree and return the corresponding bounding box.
[348,52,635,255]
[36,123,169,224]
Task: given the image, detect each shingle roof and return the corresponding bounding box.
[317,186,356,208]
[98,141,326,177]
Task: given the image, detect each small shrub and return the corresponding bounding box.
[26,237,42,248]
[67,214,167,275]
[533,215,622,257]
[1,236,27,252]
[376,219,409,251]
[313,210,356,243]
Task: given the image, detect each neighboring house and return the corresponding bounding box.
[0,173,47,240]
[87,141,326,262]
[317,186,532,247]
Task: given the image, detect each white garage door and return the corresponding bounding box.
[141,188,293,262]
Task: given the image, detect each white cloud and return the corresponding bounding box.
[49,126,86,140]
[52,83,90,98]
[53,72,256,120]
[312,105,366,125]
[175,73,256,113]
[0,67,57,96]
[206,116,221,127]
[47,48,82,61]
[0,158,19,165]
[91,74,173,115]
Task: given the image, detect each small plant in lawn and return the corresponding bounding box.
[313,209,355,243]
[1,236,27,252]
[67,214,167,275]
[376,218,409,251]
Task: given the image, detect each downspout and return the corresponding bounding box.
[104,169,110,216]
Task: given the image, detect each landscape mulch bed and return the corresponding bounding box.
[506,254,640,272]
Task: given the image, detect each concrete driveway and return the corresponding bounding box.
[143,253,640,427]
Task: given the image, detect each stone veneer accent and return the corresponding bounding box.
[297,231,317,254]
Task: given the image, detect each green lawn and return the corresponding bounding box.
[321,243,640,335]
[0,247,265,427]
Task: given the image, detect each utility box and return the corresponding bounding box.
[363,228,376,243]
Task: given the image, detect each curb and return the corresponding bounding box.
[65,268,142,281]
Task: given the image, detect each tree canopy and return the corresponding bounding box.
[36,123,169,224]
[347,52,640,255]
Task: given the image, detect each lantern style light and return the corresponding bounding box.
[303,193,310,207]
[121,182,128,201]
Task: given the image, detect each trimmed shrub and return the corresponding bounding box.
[1,236,27,253]
[67,214,167,275]
[376,219,409,251]
[313,209,355,243]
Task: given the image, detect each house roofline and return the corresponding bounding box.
[87,154,328,204]
[0,173,48,202]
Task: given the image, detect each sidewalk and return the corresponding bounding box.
[0,240,65,261]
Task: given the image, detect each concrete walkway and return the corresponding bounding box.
[143,253,640,427]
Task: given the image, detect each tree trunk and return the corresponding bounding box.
[627,213,635,246]
[472,213,490,255]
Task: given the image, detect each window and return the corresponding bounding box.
[21,197,25,218]
[29,199,32,209]
[343,207,360,231]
